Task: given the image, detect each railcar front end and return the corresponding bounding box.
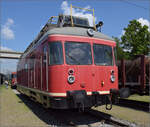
[38,34,119,110]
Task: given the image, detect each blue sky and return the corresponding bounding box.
[0,0,150,74]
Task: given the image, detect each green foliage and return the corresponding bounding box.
[113,37,123,60]
[121,20,150,57]
[112,37,130,60]
[114,19,150,60]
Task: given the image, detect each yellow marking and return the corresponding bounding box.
[93,8,96,30]
[70,4,74,27]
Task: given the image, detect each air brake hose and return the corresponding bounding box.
[105,95,112,110]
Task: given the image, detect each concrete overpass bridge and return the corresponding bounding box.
[0,50,23,84]
[0,50,23,59]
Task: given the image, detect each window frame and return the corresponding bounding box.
[48,41,64,65]
[113,47,117,66]
[93,43,114,66]
[64,41,92,65]
[43,46,47,65]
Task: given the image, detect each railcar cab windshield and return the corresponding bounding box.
[93,44,113,66]
[65,42,92,65]
[48,41,114,66]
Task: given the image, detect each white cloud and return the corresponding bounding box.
[61,1,96,26]
[1,18,15,40]
[119,18,150,38]
[119,30,125,38]
[1,46,14,51]
[137,18,150,31]
[6,18,14,26]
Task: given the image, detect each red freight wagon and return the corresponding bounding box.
[17,6,129,110]
[11,72,17,89]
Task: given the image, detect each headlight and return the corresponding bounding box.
[68,75,75,84]
[87,28,94,36]
[68,69,74,75]
[110,75,115,83]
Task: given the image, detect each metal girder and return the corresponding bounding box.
[0,56,20,59]
[0,50,22,59]
[0,50,23,55]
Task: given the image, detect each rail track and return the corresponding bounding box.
[14,90,135,127]
[117,99,150,112]
[86,109,132,127]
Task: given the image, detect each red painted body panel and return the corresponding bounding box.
[17,34,118,97]
[48,35,117,95]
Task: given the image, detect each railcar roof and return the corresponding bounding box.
[46,27,114,42]
[21,26,115,58]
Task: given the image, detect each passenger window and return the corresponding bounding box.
[49,42,63,65]
[25,63,28,72]
[30,55,35,69]
[43,46,47,64]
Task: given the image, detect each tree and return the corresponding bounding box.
[121,20,150,58]
[113,37,123,60]
[113,37,130,60]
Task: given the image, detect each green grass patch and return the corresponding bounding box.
[0,86,47,126]
[0,84,6,91]
[0,86,31,114]
[126,94,150,103]
[93,105,150,127]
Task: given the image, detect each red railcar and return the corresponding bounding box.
[11,72,17,89]
[17,13,129,110]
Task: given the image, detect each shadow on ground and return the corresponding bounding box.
[16,94,113,126]
[115,99,149,112]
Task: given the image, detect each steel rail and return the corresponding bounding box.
[86,109,130,127]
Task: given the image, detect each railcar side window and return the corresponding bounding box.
[93,44,113,66]
[30,55,35,69]
[43,47,47,64]
[25,63,28,72]
[65,42,92,65]
[49,42,63,65]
